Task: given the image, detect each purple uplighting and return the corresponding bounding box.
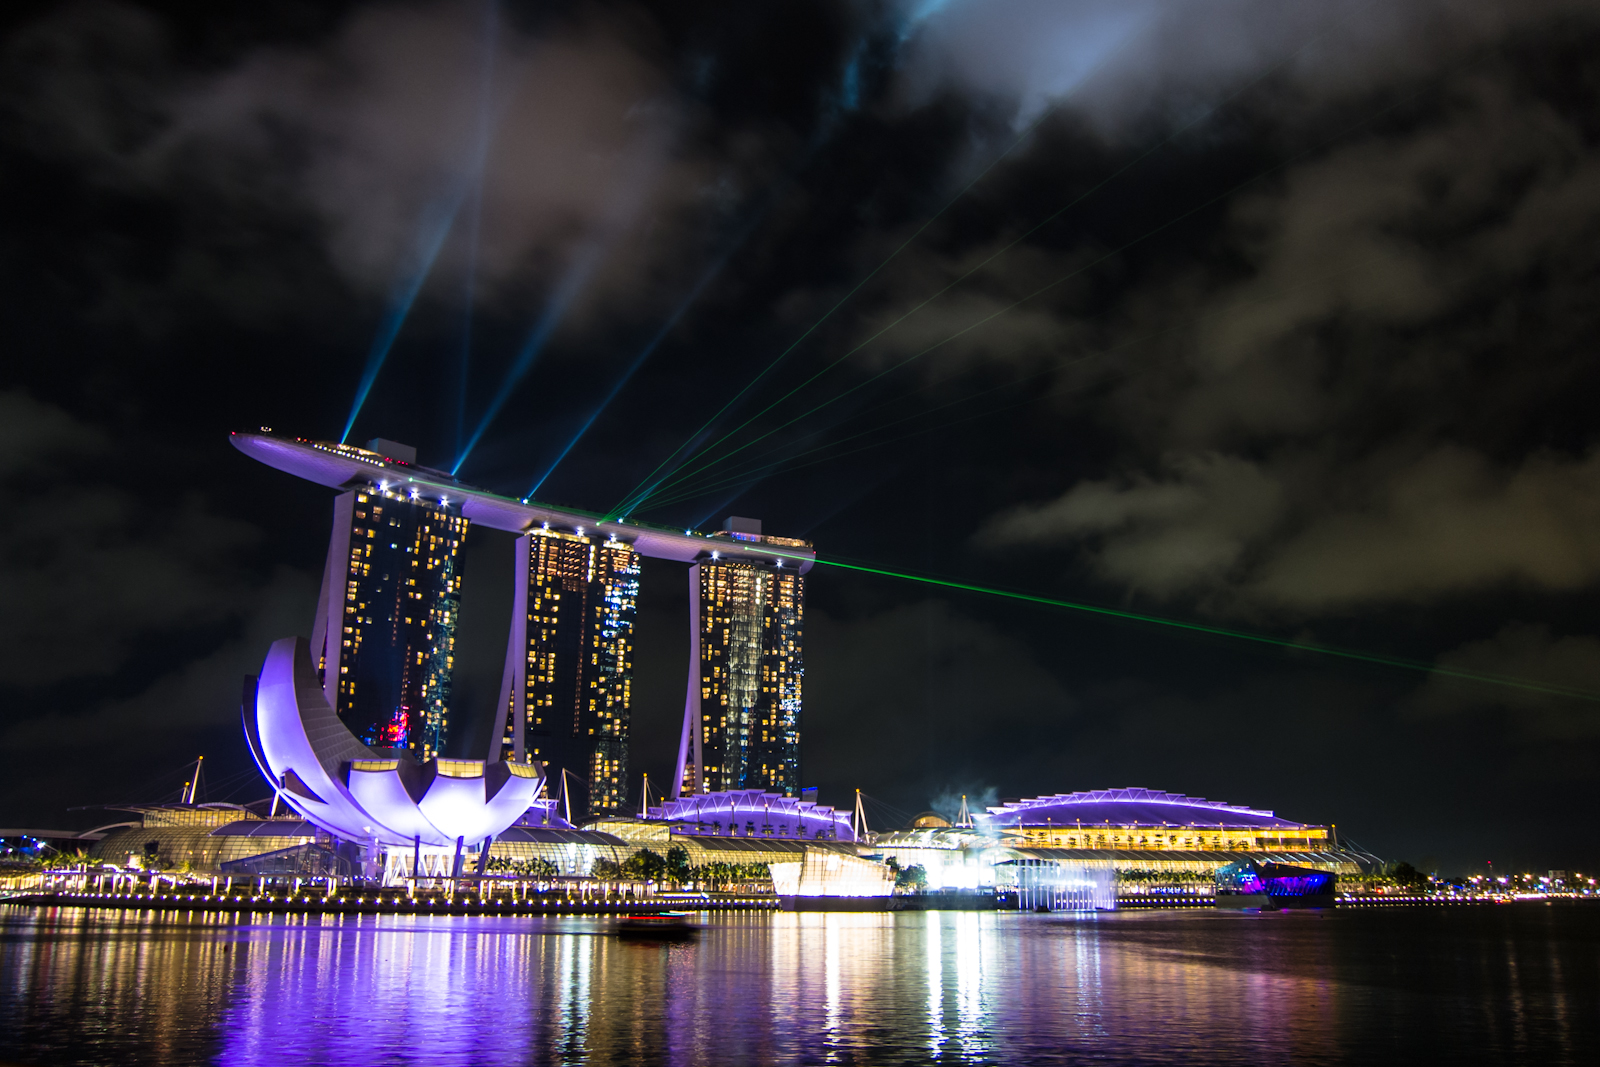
[648,790,853,842]
[976,788,1308,830]
[250,635,541,847]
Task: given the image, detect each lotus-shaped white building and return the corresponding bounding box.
[245,636,543,847]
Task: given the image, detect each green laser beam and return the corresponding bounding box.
[630,58,1316,512]
[635,87,1425,512]
[809,558,1600,703]
[609,105,1065,519]
[621,34,1332,514]
[639,380,1043,511]
[641,236,1415,510]
[641,329,1154,508]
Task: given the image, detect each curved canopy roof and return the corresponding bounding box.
[976,788,1312,830]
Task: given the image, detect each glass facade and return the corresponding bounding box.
[679,553,804,798]
[496,529,638,818]
[316,486,466,759]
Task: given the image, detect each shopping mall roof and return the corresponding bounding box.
[976,788,1314,830]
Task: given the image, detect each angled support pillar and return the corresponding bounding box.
[487,533,532,763]
[672,563,703,798]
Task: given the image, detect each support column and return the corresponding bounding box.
[313,490,358,708]
[487,533,531,763]
[672,563,703,798]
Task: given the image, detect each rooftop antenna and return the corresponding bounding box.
[957,794,971,828]
[853,789,870,840]
[561,768,574,826]
[639,772,651,818]
[184,756,205,804]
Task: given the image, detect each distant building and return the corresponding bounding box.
[490,526,639,818]
[310,483,466,759]
[674,518,807,798]
[648,790,852,841]
[974,788,1339,854]
[869,788,1375,893]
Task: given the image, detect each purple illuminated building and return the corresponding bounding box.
[647,790,853,842]
[246,636,542,848]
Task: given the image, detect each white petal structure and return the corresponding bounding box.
[246,636,543,847]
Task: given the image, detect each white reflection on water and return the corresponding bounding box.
[1,905,1596,1066]
[954,912,985,1057]
[925,909,945,1057]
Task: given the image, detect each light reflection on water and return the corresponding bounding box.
[1,905,1595,1065]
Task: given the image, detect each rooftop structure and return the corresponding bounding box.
[646,789,852,842]
[230,433,815,572]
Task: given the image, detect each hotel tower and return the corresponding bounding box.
[490,526,640,818]
[308,445,467,760]
[673,517,806,799]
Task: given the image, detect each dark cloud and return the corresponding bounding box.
[1412,622,1600,744]
[969,31,1600,622]
[0,391,267,686]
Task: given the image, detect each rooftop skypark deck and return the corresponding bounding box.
[229,431,816,574]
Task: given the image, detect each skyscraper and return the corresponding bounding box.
[675,518,806,799]
[309,483,467,759]
[492,527,639,817]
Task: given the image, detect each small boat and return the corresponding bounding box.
[616,911,697,939]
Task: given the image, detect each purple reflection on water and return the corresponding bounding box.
[1,906,1597,1066]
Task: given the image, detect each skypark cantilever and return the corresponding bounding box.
[229,431,816,573]
[231,430,813,818]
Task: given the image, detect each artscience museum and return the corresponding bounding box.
[246,635,543,855]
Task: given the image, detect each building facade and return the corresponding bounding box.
[309,484,466,759]
[491,527,639,818]
[675,519,807,799]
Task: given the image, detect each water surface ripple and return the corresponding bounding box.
[1,905,1594,1065]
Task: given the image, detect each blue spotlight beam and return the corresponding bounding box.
[453,137,665,477]
[452,238,610,476]
[341,188,466,444]
[456,0,500,458]
[616,36,1323,512]
[606,108,1065,518]
[525,241,739,499]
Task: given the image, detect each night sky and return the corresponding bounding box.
[4,1,1599,876]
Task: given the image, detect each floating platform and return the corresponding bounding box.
[617,911,697,938]
[778,895,899,912]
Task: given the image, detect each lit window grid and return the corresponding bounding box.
[686,561,803,798]
[507,531,638,816]
[326,487,467,759]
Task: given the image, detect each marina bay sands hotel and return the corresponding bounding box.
[232,431,811,820]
